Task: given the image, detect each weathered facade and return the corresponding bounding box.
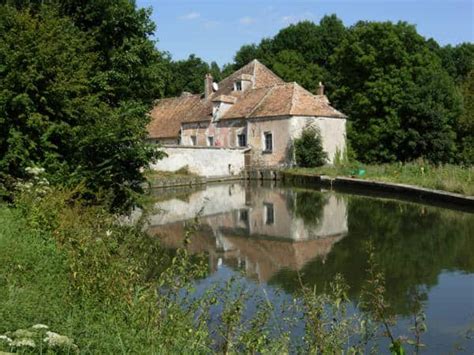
[148,60,347,172]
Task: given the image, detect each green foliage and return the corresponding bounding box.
[0,2,166,209]
[456,70,474,164]
[330,21,461,163]
[285,161,474,195]
[229,17,472,165]
[436,43,474,83]
[164,54,222,96]
[294,127,328,167]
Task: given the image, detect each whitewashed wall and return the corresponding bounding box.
[150,146,248,177]
[290,116,346,164]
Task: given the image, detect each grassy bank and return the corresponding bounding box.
[0,189,209,353]
[286,163,474,196]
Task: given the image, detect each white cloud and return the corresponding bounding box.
[179,12,200,20]
[239,16,256,25]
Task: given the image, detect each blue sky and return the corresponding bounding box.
[137,0,474,66]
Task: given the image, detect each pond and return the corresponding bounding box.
[146,181,474,353]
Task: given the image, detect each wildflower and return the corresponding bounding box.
[0,335,12,344]
[32,324,49,330]
[25,167,45,176]
[10,329,34,339]
[44,331,77,350]
[106,230,112,237]
[11,338,35,348]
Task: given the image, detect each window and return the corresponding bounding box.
[264,132,273,152]
[207,136,214,146]
[239,209,248,222]
[234,81,242,91]
[264,203,274,225]
[237,133,247,147]
[190,135,197,146]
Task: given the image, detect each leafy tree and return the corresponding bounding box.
[0,4,164,209]
[209,61,222,82]
[272,16,346,67]
[330,21,461,163]
[294,127,327,167]
[57,0,169,105]
[234,44,261,69]
[164,54,216,96]
[456,70,474,163]
[230,16,347,96]
[437,43,474,83]
[271,50,325,93]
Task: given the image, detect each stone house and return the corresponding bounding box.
[148,59,346,168]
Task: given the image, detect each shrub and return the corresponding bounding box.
[294,127,328,167]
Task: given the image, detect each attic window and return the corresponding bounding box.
[234,81,242,91]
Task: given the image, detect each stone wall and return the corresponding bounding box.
[150,146,248,177]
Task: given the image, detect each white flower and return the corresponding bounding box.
[32,324,49,330]
[44,331,76,349]
[106,230,112,237]
[0,335,12,344]
[10,329,34,339]
[11,338,35,348]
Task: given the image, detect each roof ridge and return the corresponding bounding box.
[246,86,275,118]
[154,94,200,103]
[289,82,297,115]
[252,60,257,88]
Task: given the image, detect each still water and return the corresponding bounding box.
[146,182,474,353]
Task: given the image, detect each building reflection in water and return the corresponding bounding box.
[146,182,348,283]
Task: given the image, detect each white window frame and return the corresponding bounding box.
[234,81,242,91]
[263,131,273,153]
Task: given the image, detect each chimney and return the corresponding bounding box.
[205,73,213,99]
[317,82,325,96]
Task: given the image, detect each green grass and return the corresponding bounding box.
[0,195,208,354]
[286,162,474,196]
[0,206,69,332]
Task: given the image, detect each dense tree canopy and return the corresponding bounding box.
[227,16,473,164]
[330,21,461,163]
[0,2,165,209]
[163,55,222,97]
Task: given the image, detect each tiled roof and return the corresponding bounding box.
[147,94,201,139]
[169,59,285,125]
[220,82,346,120]
[148,60,345,138]
[211,95,237,104]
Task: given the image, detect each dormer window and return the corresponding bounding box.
[234,81,242,91]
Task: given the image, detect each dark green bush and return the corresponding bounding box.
[294,127,328,167]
